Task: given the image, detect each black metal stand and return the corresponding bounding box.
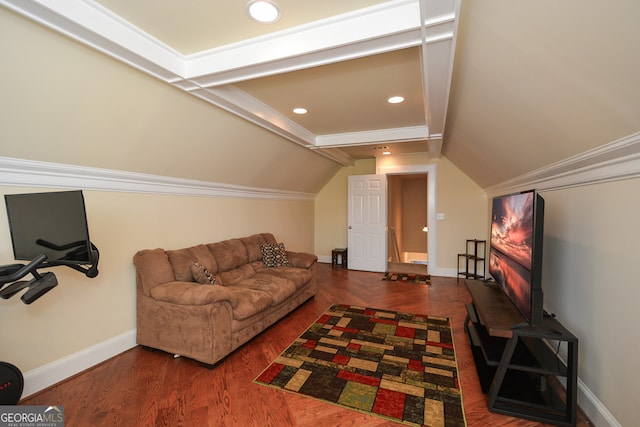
[457,239,486,280]
[464,280,578,426]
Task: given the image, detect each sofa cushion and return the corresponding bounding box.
[150,281,238,307]
[227,288,273,320]
[260,242,290,267]
[218,264,256,286]
[166,244,218,281]
[240,234,270,263]
[257,267,312,290]
[208,239,248,272]
[233,273,297,306]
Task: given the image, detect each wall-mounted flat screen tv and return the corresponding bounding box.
[489,189,545,325]
[5,190,93,265]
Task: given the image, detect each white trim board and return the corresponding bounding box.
[0,157,315,201]
[22,330,136,398]
[484,131,640,197]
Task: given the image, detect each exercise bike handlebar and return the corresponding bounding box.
[0,254,47,286]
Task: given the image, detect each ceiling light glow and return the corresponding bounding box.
[246,0,281,24]
[382,151,391,155]
[388,96,404,104]
[293,107,307,115]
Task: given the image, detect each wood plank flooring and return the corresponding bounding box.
[21,263,592,426]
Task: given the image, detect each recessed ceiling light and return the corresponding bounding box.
[382,151,392,155]
[293,107,307,115]
[246,0,281,24]
[388,96,405,104]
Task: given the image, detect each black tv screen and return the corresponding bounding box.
[5,190,93,264]
[489,189,545,325]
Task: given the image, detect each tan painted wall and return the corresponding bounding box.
[539,179,640,427]
[314,159,376,258]
[400,176,428,254]
[434,158,488,271]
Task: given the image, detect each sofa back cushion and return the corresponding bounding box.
[218,263,257,286]
[134,233,283,293]
[207,238,248,272]
[239,233,277,263]
[166,244,218,282]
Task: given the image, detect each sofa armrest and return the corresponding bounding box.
[133,248,176,296]
[286,251,318,269]
[149,281,238,308]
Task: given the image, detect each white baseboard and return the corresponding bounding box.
[22,330,137,399]
[429,267,458,278]
[576,377,621,427]
[318,255,332,264]
[552,377,621,427]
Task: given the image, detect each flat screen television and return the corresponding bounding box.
[4,190,96,270]
[489,189,545,325]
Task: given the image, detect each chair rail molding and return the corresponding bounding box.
[484,131,640,197]
[0,157,315,201]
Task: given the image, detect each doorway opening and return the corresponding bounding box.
[387,173,428,275]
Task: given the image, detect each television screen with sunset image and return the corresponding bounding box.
[489,190,545,324]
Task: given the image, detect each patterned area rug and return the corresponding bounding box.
[382,272,432,285]
[254,304,466,427]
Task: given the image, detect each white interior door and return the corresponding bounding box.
[348,174,387,272]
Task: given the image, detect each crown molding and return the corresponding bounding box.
[0,157,316,201]
[484,132,640,197]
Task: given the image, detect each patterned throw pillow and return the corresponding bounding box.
[191,262,217,285]
[260,243,290,268]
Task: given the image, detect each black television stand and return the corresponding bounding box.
[464,279,578,426]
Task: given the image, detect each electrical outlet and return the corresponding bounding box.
[436,213,445,220]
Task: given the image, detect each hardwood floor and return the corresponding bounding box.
[21,264,591,426]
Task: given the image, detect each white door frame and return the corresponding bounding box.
[378,163,438,274]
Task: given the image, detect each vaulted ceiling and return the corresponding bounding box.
[2,0,457,166]
[3,0,639,190]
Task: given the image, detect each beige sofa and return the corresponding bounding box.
[133,233,317,365]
